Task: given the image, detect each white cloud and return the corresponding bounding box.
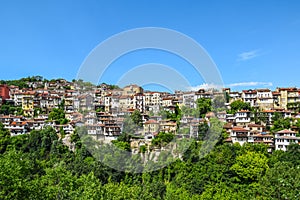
[237,49,260,61]
[227,82,273,87]
[186,82,273,91]
[187,83,223,91]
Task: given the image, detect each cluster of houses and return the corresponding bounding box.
[223,112,300,152]
[0,79,300,152]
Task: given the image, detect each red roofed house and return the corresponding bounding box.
[275,129,300,151]
[230,126,249,146]
[144,119,159,135]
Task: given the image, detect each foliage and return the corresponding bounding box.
[0,101,23,115]
[0,123,300,199]
[230,151,269,182]
[251,108,268,124]
[228,100,252,114]
[48,108,69,124]
[196,98,212,118]
[151,132,174,147]
[287,102,300,113]
[131,109,143,127]
[212,94,226,112]
[0,123,10,153]
[197,122,209,140]
[180,105,198,117]
[271,112,291,132]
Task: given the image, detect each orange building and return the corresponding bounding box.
[0,84,10,100]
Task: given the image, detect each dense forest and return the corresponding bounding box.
[1,122,300,199]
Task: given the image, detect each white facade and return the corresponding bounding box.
[275,129,300,151]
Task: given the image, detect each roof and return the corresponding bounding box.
[276,136,300,140]
[277,87,298,92]
[263,110,275,113]
[257,89,271,92]
[145,119,158,124]
[253,134,273,138]
[248,124,264,128]
[242,90,257,94]
[223,123,233,129]
[237,110,251,113]
[276,129,296,134]
[232,127,249,132]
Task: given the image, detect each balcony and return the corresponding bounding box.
[236,134,248,137]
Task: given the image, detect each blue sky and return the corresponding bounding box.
[1,0,300,91]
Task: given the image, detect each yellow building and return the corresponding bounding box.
[22,91,35,117]
[277,88,299,109]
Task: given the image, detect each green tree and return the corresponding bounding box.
[271,112,291,132]
[48,108,69,124]
[230,151,269,183]
[197,122,209,140]
[228,100,252,114]
[259,162,300,199]
[131,109,143,127]
[196,98,212,118]
[151,132,174,147]
[0,123,10,154]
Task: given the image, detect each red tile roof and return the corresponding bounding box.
[232,127,248,132]
[276,129,296,134]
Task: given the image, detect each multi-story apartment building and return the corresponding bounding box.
[144,92,162,113]
[0,84,10,101]
[133,93,145,113]
[182,91,197,108]
[277,88,300,110]
[22,91,35,117]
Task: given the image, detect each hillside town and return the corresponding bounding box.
[0,77,300,152]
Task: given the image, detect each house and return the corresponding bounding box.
[53,124,74,135]
[242,89,257,107]
[195,89,213,99]
[133,93,145,113]
[274,129,300,151]
[110,95,120,114]
[22,91,35,117]
[277,88,300,110]
[229,91,242,103]
[182,91,197,109]
[104,94,112,113]
[256,89,273,110]
[122,84,143,96]
[230,127,249,146]
[247,123,264,133]
[159,120,177,134]
[144,92,162,110]
[217,111,227,122]
[272,91,281,109]
[249,132,274,152]
[189,119,205,138]
[144,119,159,135]
[27,117,47,131]
[97,112,121,137]
[6,121,29,136]
[119,95,133,112]
[162,97,174,107]
[0,84,10,101]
